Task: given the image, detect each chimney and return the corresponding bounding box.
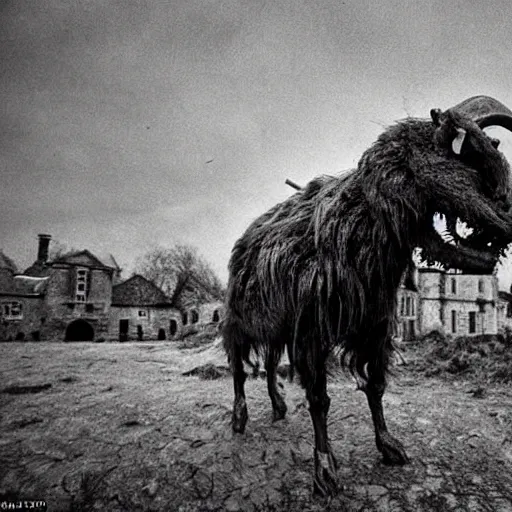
[37,234,51,263]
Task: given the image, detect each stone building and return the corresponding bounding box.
[395,266,509,340]
[0,234,223,342]
[181,300,224,331]
[417,268,498,337]
[110,274,182,341]
[0,235,121,341]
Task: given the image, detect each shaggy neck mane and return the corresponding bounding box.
[312,120,434,342]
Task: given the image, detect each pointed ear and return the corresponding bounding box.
[430,108,442,126]
[452,128,466,155]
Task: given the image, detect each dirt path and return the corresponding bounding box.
[1,341,512,511]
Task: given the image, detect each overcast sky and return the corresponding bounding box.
[2,0,512,286]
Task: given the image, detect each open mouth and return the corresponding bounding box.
[420,211,510,272]
[422,95,512,270]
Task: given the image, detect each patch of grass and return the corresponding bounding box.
[407,330,512,384]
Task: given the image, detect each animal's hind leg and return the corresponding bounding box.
[231,341,248,434]
[363,359,409,465]
[266,350,287,422]
[299,361,338,496]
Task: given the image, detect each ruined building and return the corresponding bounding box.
[0,235,223,341]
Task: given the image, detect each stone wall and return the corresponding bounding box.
[43,266,113,340]
[181,301,224,336]
[396,288,418,340]
[109,306,182,342]
[417,269,498,337]
[0,295,45,341]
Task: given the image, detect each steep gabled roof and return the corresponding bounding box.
[0,251,18,273]
[51,249,116,269]
[112,274,172,307]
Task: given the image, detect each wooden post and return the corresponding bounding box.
[285,179,303,191]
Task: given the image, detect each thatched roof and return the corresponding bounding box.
[112,274,172,307]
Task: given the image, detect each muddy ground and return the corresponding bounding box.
[1,340,512,512]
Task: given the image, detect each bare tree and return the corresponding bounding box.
[134,244,225,309]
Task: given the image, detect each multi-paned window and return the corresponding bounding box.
[76,268,89,302]
[1,301,23,320]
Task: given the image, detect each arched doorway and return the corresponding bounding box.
[65,319,94,341]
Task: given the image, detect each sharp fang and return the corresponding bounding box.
[456,218,473,239]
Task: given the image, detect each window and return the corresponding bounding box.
[451,278,457,295]
[411,299,415,316]
[451,310,457,333]
[469,312,476,334]
[440,307,444,325]
[400,296,405,316]
[478,279,484,294]
[507,302,512,318]
[406,297,411,317]
[138,310,147,317]
[212,310,220,323]
[76,268,89,302]
[1,301,23,320]
[191,310,199,324]
[182,312,188,325]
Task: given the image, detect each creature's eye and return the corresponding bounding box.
[491,137,500,149]
[451,128,466,155]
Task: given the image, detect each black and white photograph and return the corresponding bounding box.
[1,1,512,510]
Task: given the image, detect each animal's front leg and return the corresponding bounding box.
[303,371,338,496]
[363,364,409,465]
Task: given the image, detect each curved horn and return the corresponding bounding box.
[449,95,512,131]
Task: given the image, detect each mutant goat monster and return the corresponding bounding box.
[223,96,512,496]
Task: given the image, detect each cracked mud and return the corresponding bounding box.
[1,340,512,511]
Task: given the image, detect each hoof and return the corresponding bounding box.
[313,449,338,497]
[377,432,410,465]
[232,400,248,434]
